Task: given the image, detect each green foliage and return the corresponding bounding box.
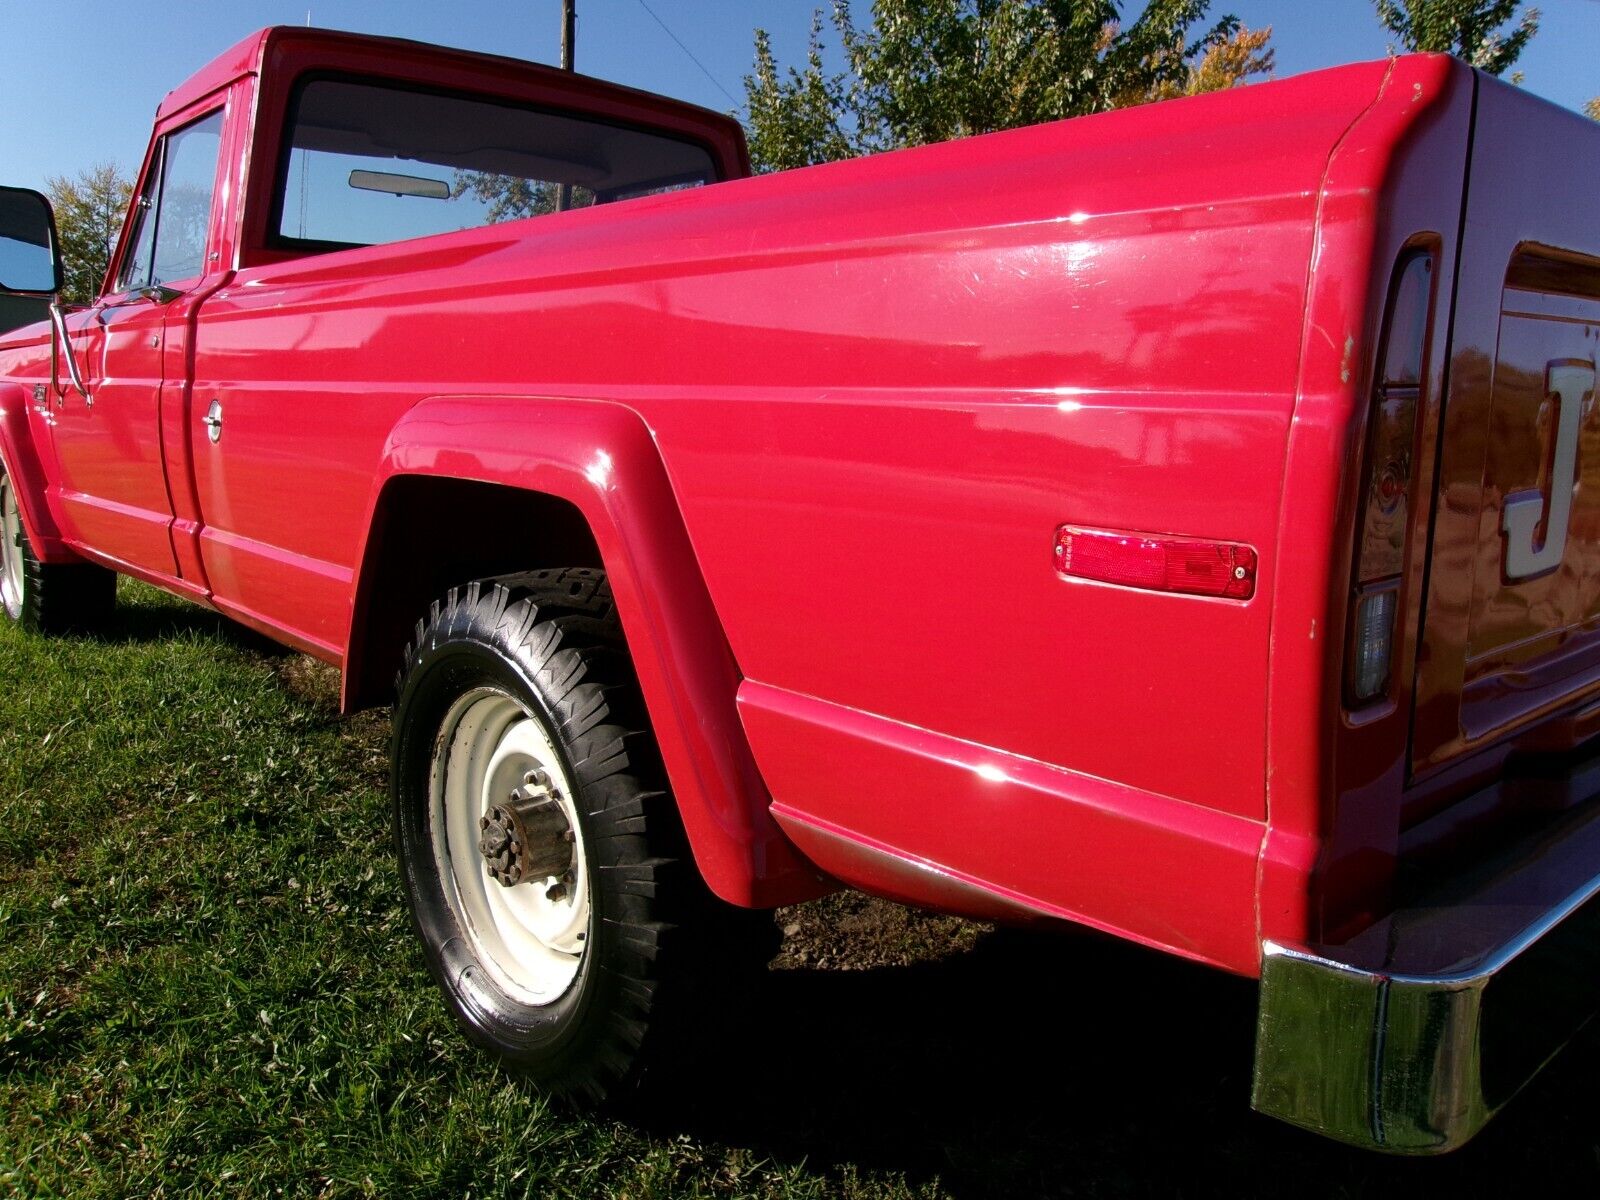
[743,0,1261,173]
[43,164,132,305]
[455,172,553,223]
[1158,23,1274,100]
[746,18,858,173]
[1373,0,1539,76]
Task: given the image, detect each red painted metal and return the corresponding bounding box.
[1260,54,1475,946]
[5,27,1594,971]
[0,383,75,562]
[357,396,826,907]
[748,681,1265,973]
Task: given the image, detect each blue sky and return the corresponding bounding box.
[1,0,1595,194]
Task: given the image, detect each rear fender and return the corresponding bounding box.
[0,383,77,563]
[347,394,828,908]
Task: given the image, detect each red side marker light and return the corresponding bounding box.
[1054,526,1257,600]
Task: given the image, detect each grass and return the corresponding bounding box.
[0,581,1598,1197]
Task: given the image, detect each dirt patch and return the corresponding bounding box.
[772,890,990,971]
[273,655,343,709]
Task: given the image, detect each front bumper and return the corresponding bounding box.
[1252,793,1600,1153]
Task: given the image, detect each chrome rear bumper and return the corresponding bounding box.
[1252,797,1600,1153]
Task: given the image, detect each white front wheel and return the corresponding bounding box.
[392,568,716,1104]
[0,470,24,621]
[431,688,591,1005]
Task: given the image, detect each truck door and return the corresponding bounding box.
[1411,82,1600,782]
[48,108,225,580]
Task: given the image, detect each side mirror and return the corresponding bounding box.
[0,187,87,400]
[0,186,63,296]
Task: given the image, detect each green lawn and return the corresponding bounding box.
[1,581,1598,1198]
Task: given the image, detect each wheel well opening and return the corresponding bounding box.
[345,476,602,710]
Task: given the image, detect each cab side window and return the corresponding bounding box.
[117,110,225,292]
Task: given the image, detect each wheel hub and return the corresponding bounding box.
[478,766,576,889]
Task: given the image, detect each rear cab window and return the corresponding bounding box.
[270,77,719,253]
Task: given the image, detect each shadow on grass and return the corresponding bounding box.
[637,925,1600,1199]
[77,586,291,655]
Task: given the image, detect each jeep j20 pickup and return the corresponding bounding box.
[1,27,1598,1153]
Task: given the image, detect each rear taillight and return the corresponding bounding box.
[1345,252,1434,707]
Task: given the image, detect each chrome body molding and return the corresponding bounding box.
[1253,795,1600,1153]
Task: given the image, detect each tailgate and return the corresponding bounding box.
[1413,80,1600,781]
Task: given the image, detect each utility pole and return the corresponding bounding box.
[558,0,576,211]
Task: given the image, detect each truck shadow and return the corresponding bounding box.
[83,586,293,655]
[640,924,1600,1199]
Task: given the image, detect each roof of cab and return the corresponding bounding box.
[155,25,739,133]
[157,27,273,117]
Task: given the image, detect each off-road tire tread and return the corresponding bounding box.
[19,544,115,635]
[393,567,773,1104]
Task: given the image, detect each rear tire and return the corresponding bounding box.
[390,567,767,1102]
[0,463,115,635]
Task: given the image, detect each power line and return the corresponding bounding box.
[632,0,742,109]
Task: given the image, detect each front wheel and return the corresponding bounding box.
[391,568,761,1102]
[0,463,114,634]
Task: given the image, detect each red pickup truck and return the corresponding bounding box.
[2,26,1597,1153]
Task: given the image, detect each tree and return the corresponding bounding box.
[1143,23,1274,102]
[1373,0,1539,76]
[746,18,857,173]
[1586,97,1600,121]
[44,164,132,305]
[450,172,596,224]
[743,1,1269,173]
[452,172,557,223]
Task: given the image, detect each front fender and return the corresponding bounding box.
[347,394,827,908]
[0,383,76,563]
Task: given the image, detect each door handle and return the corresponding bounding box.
[202,399,223,443]
[125,284,184,307]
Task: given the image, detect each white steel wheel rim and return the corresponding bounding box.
[430,687,590,1006]
[0,474,23,620]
